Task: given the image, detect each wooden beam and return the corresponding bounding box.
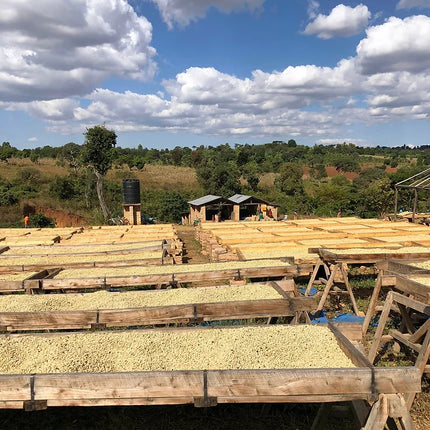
[328,323,372,368]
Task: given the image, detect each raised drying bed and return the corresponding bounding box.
[0,259,296,293]
[0,324,420,410]
[0,282,316,331]
[317,247,430,264]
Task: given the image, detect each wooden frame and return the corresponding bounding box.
[0,285,317,332]
[367,291,430,418]
[0,324,420,412]
[363,262,430,336]
[0,264,296,293]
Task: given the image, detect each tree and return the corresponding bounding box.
[332,154,360,173]
[361,177,394,217]
[159,192,189,223]
[81,125,117,221]
[275,163,304,196]
[59,142,82,173]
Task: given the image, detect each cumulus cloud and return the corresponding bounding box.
[0,0,156,102]
[397,0,430,9]
[307,1,320,19]
[304,4,370,38]
[150,0,265,28]
[4,11,430,142]
[356,15,430,74]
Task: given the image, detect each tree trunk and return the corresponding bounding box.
[95,171,110,221]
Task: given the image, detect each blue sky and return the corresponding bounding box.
[1,0,430,150]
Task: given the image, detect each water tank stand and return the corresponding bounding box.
[123,204,141,225]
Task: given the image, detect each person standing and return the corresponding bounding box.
[24,215,30,228]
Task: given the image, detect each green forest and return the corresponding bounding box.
[1,137,430,227]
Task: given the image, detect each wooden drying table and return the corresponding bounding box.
[0,324,420,429]
[0,262,297,294]
[305,248,430,316]
[0,282,316,332]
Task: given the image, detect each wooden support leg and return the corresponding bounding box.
[316,264,339,312]
[341,263,360,316]
[363,272,383,336]
[363,394,417,430]
[363,395,389,430]
[387,394,416,430]
[305,258,323,296]
[405,327,430,410]
[398,304,416,335]
[368,292,394,363]
[323,263,331,279]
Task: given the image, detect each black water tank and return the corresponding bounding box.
[122,179,141,204]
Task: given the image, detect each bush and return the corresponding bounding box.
[30,213,56,228]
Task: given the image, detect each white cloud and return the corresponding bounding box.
[0,0,156,102]
[5,13,430,143]
[150,0,265,28]
[397,0,430,9]
[304,4,370,39]
[28,137,38,142]
[357,15,430,74]
[307,1,320,19]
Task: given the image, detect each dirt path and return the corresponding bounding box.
[175,225,209,264]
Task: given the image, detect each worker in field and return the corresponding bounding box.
[24,215,30,228]
[293,210,297,220]
[337,209,342,218]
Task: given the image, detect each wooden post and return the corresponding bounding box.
[316,263,339,312]
[394,187,398,221]
[412,188,418,222]
[363,394,416,430]
[341,263,360,316]
[362,272,383,336]
[305,258,323,296]
[368,291,394,363]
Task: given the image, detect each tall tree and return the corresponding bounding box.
[81,125,117,221]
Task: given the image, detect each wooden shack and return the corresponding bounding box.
[228,194,278,221]
[187,195,233,223]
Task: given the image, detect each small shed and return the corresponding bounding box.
[187,195,233,223]
[228,194,278,221]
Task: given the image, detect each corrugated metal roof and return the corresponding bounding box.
[228,194,252,204]
[188,195,223,206]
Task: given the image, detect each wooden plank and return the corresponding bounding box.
[99,305,195,327]
[363,272,383,336]
[216,394,368,404]
[390,330,421,353]
[196,299,293,320]
[46,397,195,407]
[0,281,25,293]
[0,401,25,409]
[0,375,31,401]
[393,276,430,304]
[34,371,203,400]
[328,323,372,368]
[206,367,420,398]
[391,292,430,316]
[368,292,394,363]
[0,311,98,331]
[381,275,396,287]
